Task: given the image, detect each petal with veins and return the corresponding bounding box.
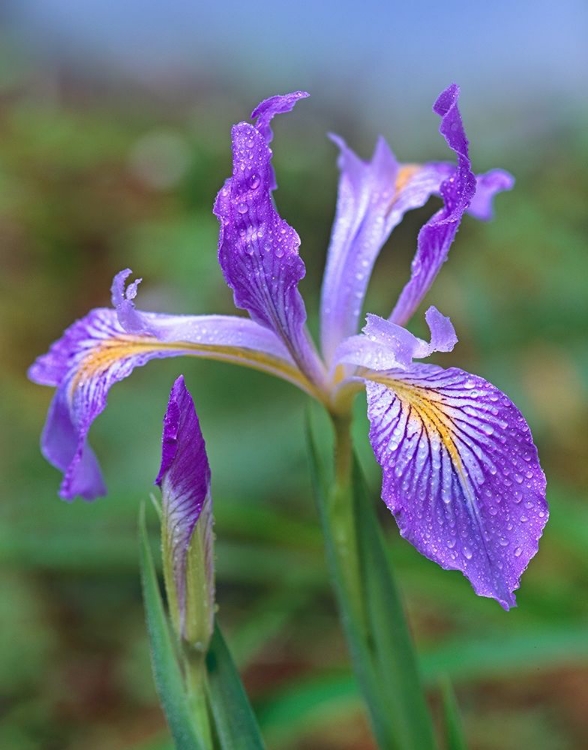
[365,364,547,608]
[28,274,315,500]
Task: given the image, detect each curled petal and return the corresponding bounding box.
[213,94,325,387]
[29,275,316,500]
[365,365,548,608]
[469,169,515,221]
[390,84,477,327]
[157,376,213,642]
[333,306,457,374]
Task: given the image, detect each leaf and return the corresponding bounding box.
[440,678,469,750]
[306,411,437,750]
[138,504,205,750]
[205,622,266,750]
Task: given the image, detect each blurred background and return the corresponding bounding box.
[2,1,588,748]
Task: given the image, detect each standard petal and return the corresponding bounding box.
[365,365,547,608]
[390,84,478,327]
[319,134,459,363]
[156,376,213,641]
[29,279,318,499]
[213,94,325,387]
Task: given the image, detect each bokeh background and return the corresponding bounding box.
[2,1,588,748]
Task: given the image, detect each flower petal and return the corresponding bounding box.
[390,84,486,327]
[156,375,213,641]
[469,169,515,221]
[319,133,462,363]
[213,93,325,387]
[333,306,457,374]
[29,275,318,500]
[365,364,548,608]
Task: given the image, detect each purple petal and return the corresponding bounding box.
[29,274,313,500]
[251,91,309,145]
[156,376,213,640]
[365,365,548,608]
[29,308,191,500]
[320,134,458,363]
[390,84,477,327]
[213,95,326,387]
[469,169,515,220]
[333,306,457,373]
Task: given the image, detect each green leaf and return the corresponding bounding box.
[440,679,469,750]
[306,412,437,750]
[205,622,266,750]
[138,505,205,750]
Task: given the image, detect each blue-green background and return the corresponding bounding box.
[2,2,588,748]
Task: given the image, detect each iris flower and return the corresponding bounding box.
[29,85,547,608]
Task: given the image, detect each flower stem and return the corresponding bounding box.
[310,413,437,750]
[184,647,215,750]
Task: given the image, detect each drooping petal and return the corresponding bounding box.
[156,376,213,643]
[365,364,547,608]
[213,92,326,388]
[333,306,457,374]
[28,274,318,500]
[389,85,477,327]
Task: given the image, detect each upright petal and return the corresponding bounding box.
[389,85,477,326]
[365,365,547,608]
[29,273,318,500]
[213,93,325,388]
[156,376,213,644]
[320,128,512,364]
[320,134,457,363]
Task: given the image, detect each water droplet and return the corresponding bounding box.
[482,423,494,436]
[237,201,248,214]
[514,547,522,558]
[514,473,524,484]
[447,538,456,549]
[249,173,260,190]
[498,538,508,547]
[463,546,473,560]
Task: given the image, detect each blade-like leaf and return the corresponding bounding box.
[138,505,205,750]
[205,622,266,750]
[306,412,437,750]
[440,679,469,750]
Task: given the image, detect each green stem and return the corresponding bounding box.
[185,648,215,750]
[311,413,437,750]
[329,415,365,632]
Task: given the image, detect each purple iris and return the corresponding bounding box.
[156,375,214,643]
[29,85,547,608]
